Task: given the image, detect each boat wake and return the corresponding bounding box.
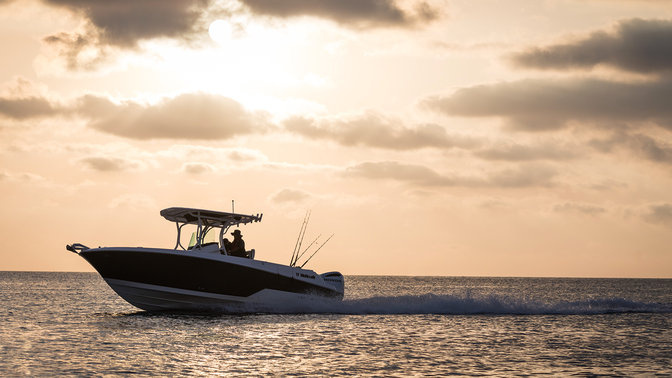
[257,293,672,315]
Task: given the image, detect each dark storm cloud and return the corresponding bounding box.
[424,78,672,131]
[511,18,672,74]
[643,203,672,227]
[0,96,60,119]
[43,0,211,47]
[238,0,438,28]
[76,93,269,140]
[284,113,478,150]
[343,161,557,188]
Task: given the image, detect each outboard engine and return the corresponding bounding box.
[320,271,345,296]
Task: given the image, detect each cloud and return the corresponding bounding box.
[181,162,216,175]
[42,31,109,71]
[424,78,672,131]
[284,112,478,150]
[510,18,672,74]
[554,202,607,216]
[590,131,672,165]
[40,0,213,70]
[475,141,583,161]
[343,161,557,188]
[643,203,672,227]
[344,161,449,186]
[77,93,269,140]
[44,0,212,47]
[0,170,47,183]
[0,96,60,119]
[486,164,558,188]
[109,193,157,210]
[77,156,145,172]
[237,0,438,28]
[227,149,264,162]
[157,145,268,164]
[270,188,313,204]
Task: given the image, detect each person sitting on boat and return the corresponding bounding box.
[222,229,247,257]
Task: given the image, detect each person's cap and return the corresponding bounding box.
[231,229,242,236]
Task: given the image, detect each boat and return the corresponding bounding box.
[66,207,344,312]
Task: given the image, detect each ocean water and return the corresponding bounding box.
[1,272,671,376]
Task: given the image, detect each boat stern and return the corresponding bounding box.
[320,271,345,297]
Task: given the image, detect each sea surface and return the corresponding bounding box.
[1,272,671,376]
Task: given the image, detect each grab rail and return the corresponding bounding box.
[66,243,90,254]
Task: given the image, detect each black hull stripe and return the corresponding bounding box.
[80,250,340,298]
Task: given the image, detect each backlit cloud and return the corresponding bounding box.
[108,193,157,210]
[344,161,449,186]
[77,93,269,140]
[42,31,108,71]
[0,96,60,119]
[590,132,672,165]
[0,170,47,184]
[344,161,558,188]
[424,78,672,131]
[237,0,438,28]
[511,18,672,74]
[44,0,211,47]
[554,202,607,216]
[284,112,478,150]
[270,188,313,204]
[486,164,558,188]
[643,203,672,227]
[475,141,583,161]
[158,145,268,164]
[181,162,216,175]
[41,0,212,70]
[77,156,145,172]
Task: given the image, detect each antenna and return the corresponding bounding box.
[232,200,235,214]
[290,211,310,266]
[299,234,334,268]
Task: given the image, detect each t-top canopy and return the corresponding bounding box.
[160,207,262,228]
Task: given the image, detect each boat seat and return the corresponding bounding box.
[220,248,255,259]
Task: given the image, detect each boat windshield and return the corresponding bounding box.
[204,228,218,244]
[188,232,196,249]
[187,228,219,249]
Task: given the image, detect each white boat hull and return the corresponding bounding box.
[106,278,341,313]
[76,247,344,312]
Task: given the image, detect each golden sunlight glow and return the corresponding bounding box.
[168,19,329,115]
[208,19,234,44]
[2,1,672,277]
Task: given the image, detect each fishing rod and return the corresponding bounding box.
[294,234,321,265]
[299,233,334,268]
[290,211,310,266]
[292,210,310,266]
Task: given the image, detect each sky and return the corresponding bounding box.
[1,0,671,277]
